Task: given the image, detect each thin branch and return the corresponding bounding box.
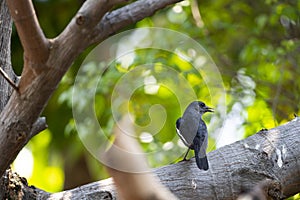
[6,0,49,63]
[29,117,47,139]
[191,0,204,28]
[0,67,18,91]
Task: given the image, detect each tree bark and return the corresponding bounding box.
[0,1,17,198]
[0,0,16,111]
[43,118,300,199]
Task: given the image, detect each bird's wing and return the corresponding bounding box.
[175,117,182,130]
[178,106,201,147]
[196,120,208,158]
[176,117,191,147]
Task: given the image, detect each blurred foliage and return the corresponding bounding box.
[9,0,300,197]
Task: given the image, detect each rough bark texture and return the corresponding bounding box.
[44,118,300,199]
[0,1,21,198]
[0,168,49,200]
[0,0,16,111]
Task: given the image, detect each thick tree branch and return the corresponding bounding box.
[0,0,181,179]
[43,118,300,199]
[77,0,130,29]
[56,0,129,52]
[6,0,49,63]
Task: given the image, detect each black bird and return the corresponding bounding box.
[176,101,213,170]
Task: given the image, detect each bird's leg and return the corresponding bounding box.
[182,148,191,161]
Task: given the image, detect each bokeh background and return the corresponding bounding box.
[10,0,300,198]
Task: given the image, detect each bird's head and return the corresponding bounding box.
[196,101,214,114]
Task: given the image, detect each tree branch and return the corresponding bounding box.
[77,0,130,29]
[90,0,182,45]
[42,118,300,199]
[56,0,129,51]
[0,0,182,178]
[6,0,49,63]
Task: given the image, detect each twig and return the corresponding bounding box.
[191,0,204,28]
[0,67,18,91]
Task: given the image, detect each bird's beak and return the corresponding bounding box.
[205,106,214,112]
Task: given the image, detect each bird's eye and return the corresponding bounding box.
[199,102,205,107]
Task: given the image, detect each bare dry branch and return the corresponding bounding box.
[104,115,179,200]
[191,0,204,28]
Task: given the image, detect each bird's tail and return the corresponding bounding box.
[195,154,209,171]
[193,136,209,170]
[196,156,208,170]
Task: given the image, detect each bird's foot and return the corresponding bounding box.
[179,158,190,162]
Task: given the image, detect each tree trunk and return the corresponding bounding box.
[0,0,16,111]
[0,1,19,198]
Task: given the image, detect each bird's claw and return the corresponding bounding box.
[180,158,190,162]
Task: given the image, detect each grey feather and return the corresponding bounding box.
[178,101,201,147]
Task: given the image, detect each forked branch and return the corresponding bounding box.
[0,0,183,179]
